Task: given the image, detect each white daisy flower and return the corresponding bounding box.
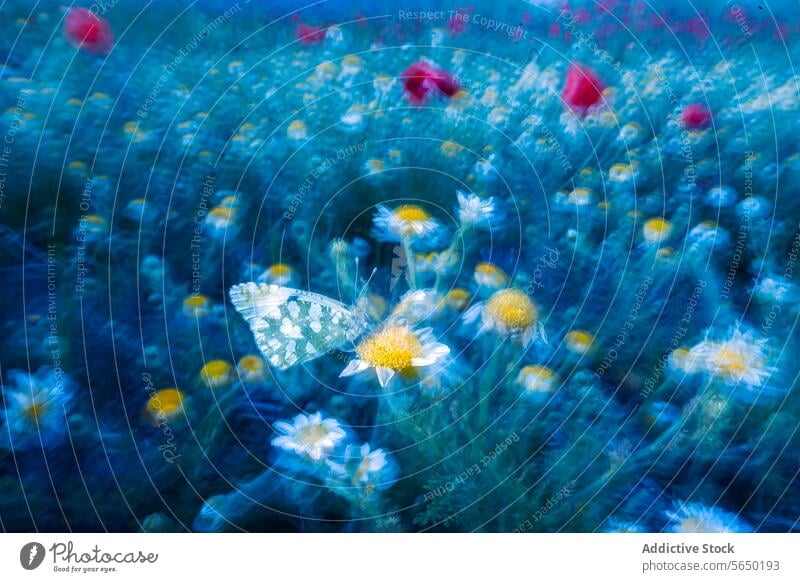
[257,263,296,286]
[340,324,450,387]
[326,443,396,490]
[416,249,458,276]
[516,365,559,397]
[372,204,440,242]
[389,289,445,325]
[665,501,751,533]
[1,367,74,450]
[271,412,346,461]
[463,288,546,347]
[456,190,496,230]
[688,329,770,387]
[473,262,509,289]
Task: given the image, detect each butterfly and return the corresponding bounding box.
[229,282,368,370]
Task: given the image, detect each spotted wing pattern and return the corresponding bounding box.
[229,282,362,370]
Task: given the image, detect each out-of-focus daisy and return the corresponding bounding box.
[456,190,496,230]
[642,217,673,244]
[145,388,186,422]
[417,249,458,276]
[687,220,731,254]
[665,501,751,533]
[272,412,346,461]
[565,329,596,355]
[326,443,397,494]
[389,289,445,325]
[688,329,770,387]
[473,262,508,289]
[286,119,308,141]
[205,205,238,236]
[463,288,545,347]
[340,324,450,387]
[617,121,644,144]
[567,186,595,206]
[516,365,559,398]
[258,263,296,286]
[373,74,395,95]
[183,294,210,318]
[373,204,441,242]
[200,360,234,388]
[753,275,794,303]
[1,367,74,450]
[446,288,471,310]
[608,162,638,185]
[364,158,385,175]
[237,355,267,384]
[339,103,367,132]
[440,140,462,158]
[704,185,738,208]
[339,54,363,78]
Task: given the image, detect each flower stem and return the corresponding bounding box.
[403,237,416,290]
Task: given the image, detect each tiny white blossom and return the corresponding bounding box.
[457,190,496,229]
[272,412,346,461]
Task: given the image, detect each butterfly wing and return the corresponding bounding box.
[229,283,361,370]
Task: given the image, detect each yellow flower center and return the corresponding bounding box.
[200,360,232,387]
[239,355,264,373]
[566,330,595,353]
[146,389,184,417]
[298,424,328,446]
[715,346,747,375]
[393,205,429,222]
[644,218,672,240]
[209,206,235,220]
[184,295,208,308]
[356,325,423,371]
[23,402,46,423]
[268,263,292,276]
[521,365,553,379]
[485,289,537,330]
[446,288,470,309]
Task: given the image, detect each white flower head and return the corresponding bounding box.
[340,324,450,387]
[516,365,559,397]
[666,501,751,533]
[417,249,459,276]
[257,263,296,286]
[463,288,546,347]
[272,412,346,461]
[456,190,497,230]
[373,204,440,242]
[1,367,74,451]
[688,329,770,387]
[326,443,397,492]
[389,289,445,326]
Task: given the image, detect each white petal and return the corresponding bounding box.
[411,343,450,367]
[462,303,483,325]
[273,421,295,435]
[339,359,369,377]
[375,367,395,387]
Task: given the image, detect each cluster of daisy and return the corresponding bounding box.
[271,411,396,499]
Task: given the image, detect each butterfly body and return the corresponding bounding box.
[229,283,367,370]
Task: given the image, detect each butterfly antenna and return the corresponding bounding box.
[355,267,378,306]
[352,256,360,305]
